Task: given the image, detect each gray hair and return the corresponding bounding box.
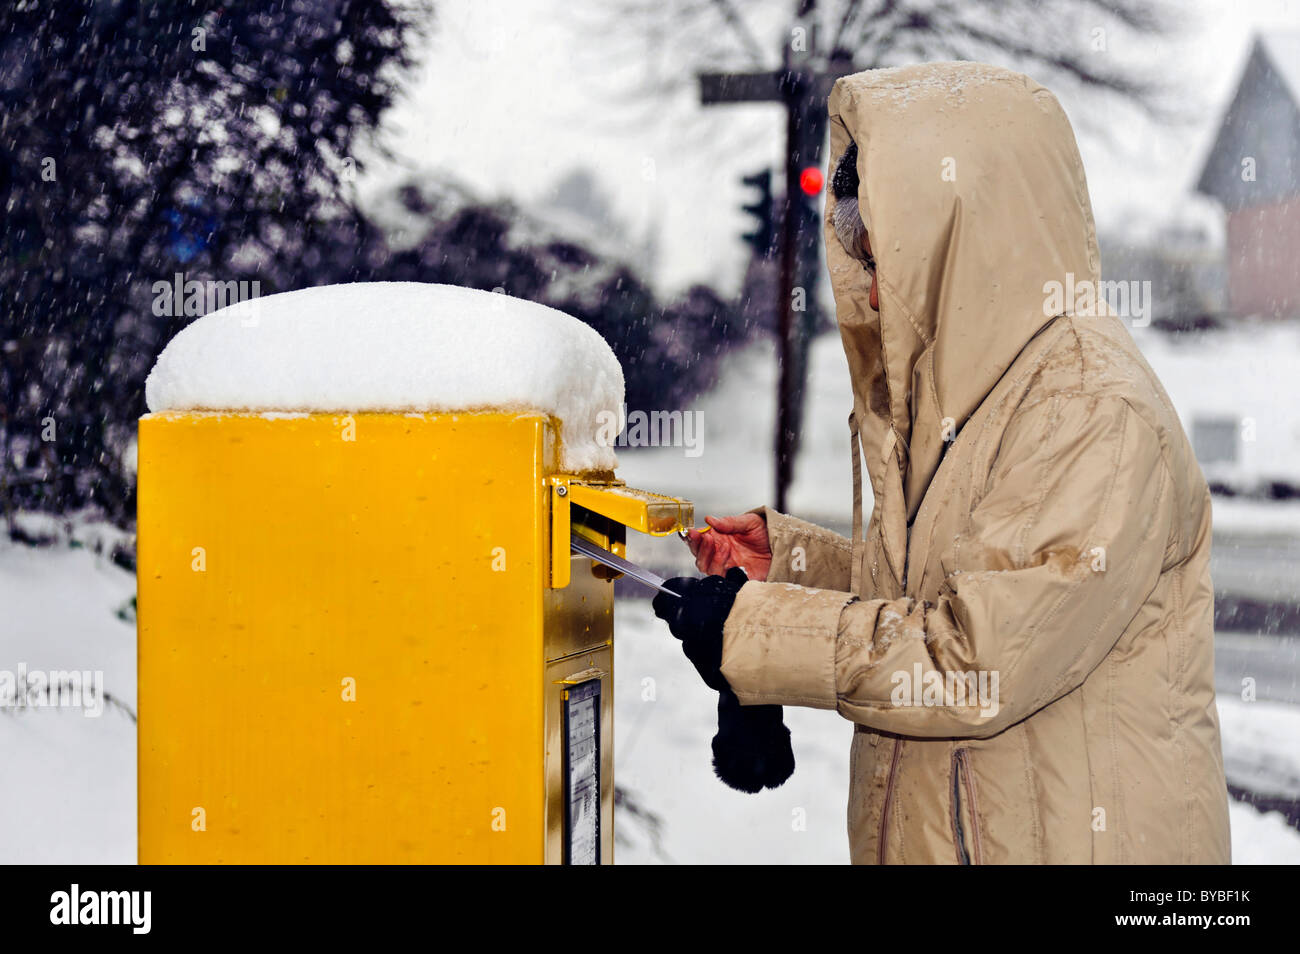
[832,193,869,263]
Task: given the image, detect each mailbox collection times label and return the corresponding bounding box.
[564,680,601,865]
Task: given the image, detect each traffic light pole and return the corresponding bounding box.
[700,23,853,511]
[775,73,807,513]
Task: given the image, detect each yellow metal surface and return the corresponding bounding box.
[565,481,694,536]
[549,479,573,590]
[137,410,609,864]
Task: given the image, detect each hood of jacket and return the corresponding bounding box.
[824,62,1101,585]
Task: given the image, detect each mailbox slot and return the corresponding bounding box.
[549,477,693,588]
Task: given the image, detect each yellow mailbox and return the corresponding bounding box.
[137,407,691,864]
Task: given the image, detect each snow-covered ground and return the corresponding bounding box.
[1217,695,1300,797]
[1132,322,1300,501]
[612,595,855,864]
[0,518,137,864]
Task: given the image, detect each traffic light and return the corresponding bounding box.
[799,166,824,196]
[740,169,775,256]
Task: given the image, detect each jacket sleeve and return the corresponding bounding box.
[750,506,854,591]
[720,394,1174,739]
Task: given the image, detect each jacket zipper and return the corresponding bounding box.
[876,739,903,864]
[951,748,982,865]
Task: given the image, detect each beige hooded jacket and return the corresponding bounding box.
[719,62,1232,864]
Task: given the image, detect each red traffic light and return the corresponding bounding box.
[799,166,824,195]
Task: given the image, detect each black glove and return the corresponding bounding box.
[652,567,748,692]
[712,685,795,794]
[652,567,795,793]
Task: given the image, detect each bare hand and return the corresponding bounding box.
[683,513,772,582]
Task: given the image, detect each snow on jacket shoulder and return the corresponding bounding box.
[719,62,1231,865]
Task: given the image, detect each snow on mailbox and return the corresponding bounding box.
[136,282,693,864]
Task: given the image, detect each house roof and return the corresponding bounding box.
[1260,33,1300,106]
[1195,31,1300,209]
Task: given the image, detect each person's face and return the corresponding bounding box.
[861,232,879,312]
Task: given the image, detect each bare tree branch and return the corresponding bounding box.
[709,0,771,66]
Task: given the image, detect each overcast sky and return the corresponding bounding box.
[364,0,1300,296]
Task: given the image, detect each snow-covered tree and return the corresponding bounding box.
[0,0,431,522]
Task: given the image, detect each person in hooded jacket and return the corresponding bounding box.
[653,61,1232,865]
